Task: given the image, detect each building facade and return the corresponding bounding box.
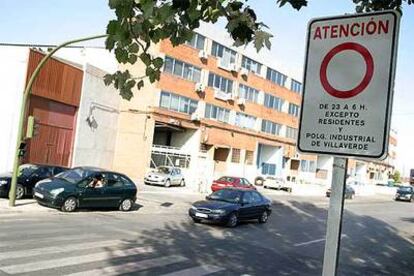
[112,29,397,191]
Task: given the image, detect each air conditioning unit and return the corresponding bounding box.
[195,82,205,93]
[198,50,208,61]
[191,112,201,121]
[237,97,246,106]
[240,68,249,78]
[229,63,239,73]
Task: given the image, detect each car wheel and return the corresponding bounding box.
[165,179,171,188]
[119,198,133,211]
[192,218,201,223]
[61,197,77,212]
[226,212,238,228]
[258,211,269,224]
[180,179,185,187]
[255,177,264,186]
[15,184,25,200]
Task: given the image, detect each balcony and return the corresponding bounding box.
[214,89,232,101]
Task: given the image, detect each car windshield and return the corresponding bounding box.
[209,189,242,203]
[399,187,412,192]
[55,168,95,184]
[18,164,39,177]
[156,167,171,174]
[218,176,235,183]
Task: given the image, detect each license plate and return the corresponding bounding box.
[195,212,208,218]
[34,192,44,199]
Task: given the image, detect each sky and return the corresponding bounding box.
[0,0,413,175]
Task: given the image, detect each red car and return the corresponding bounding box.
[211,176,256,192]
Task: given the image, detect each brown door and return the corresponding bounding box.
[25,95,77,167]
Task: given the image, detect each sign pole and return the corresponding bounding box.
[322,157,348,276]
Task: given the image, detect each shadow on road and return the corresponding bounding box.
[103,201,414,275]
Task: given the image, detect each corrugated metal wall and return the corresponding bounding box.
[24,50,83,167]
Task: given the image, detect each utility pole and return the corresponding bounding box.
[8,34,107,207]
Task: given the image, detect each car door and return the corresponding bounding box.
[103,173,126,207]
[27,167,53,192]
[251,191,266,218]
[172,169,181,185]
[78,173,107,208]
[238,191,256,220]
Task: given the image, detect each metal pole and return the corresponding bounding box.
[8,34,107,207]
[322,157,348,276]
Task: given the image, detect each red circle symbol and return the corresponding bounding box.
[320,42,374,99]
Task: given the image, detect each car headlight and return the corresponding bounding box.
[190,206,198,211]
[0,180,8,186]
[50,188,64,197]
[211,209,226,214]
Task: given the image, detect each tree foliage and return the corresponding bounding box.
[105,0,412,100]
[392,170,401,183]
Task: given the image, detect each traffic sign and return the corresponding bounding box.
[298,11,401,159]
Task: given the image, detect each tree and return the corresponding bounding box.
[393,170,401,183]
[104,0,412,100]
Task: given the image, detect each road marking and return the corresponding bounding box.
[161,264,225,276]
[0,234,100,248]
[294,234,347,247]
[0,227,80,237]
[65,255,188,276]
[0,239,127,260]
[0,246,153,274]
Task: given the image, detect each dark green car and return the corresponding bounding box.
[33,167,137,212]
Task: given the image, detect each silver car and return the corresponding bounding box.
[144,166,185,187]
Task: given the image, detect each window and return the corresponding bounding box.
[291,79,302,94]
[211,41,236,65]
[106,173,125,188]
[242,192,254,204]
[208,73,233,93]
[300,160,316,172]
[261,120,281,136]
[266,68,287,87]
[241,56,262,74]
[159,91,198,115]
[288,103,300,117]
[231,148,241,163]
[251,192,262,203]
[245,150,254,165]
[186,33,205,50]
[205,104,230,123]
[264,94,284,111]
[239,84,259,103]
[235,113,256,130]
[164,56,201,82]
[262,163,276,175]
[286,127,298,140]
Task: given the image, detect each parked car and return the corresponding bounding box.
[188,187,272,227]
[326,185,355,199]
[144,166,185,187]
[263,177,292,192]
[394,186,414,202]
[211,176,256,192]
[33,167,137,212]
[0,164,66,199]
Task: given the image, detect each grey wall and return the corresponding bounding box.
[72,64,120,170]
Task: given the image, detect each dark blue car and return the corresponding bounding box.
[189,188,272,227]
[0,164,66,199]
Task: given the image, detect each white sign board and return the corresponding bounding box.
[298,11,400,159]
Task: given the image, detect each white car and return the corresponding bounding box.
[144,166,185,187]
[263,177,291,191]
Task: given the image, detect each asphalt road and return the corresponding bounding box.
[0,190,413,276]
